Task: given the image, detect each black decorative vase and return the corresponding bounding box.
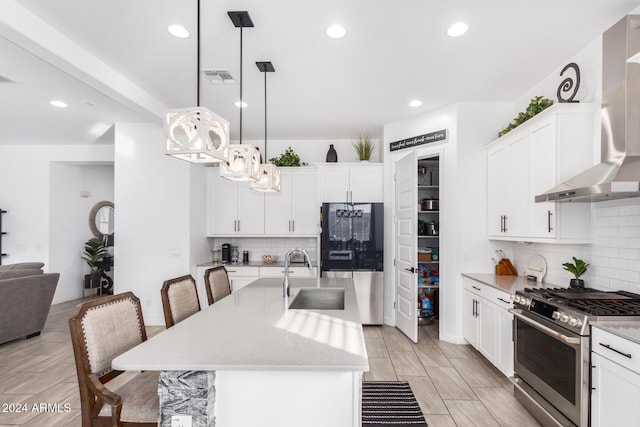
[326,144,338,162]
[569,278,585,289]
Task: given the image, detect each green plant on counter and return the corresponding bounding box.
[562,257,589,279]
[499,96,554,137]
[269,146,308,166]
[353,134,375,161]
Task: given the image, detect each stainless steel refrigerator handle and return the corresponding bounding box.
[509,309,581,345]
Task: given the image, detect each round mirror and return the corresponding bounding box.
[89,201,114,239]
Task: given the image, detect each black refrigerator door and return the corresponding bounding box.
[321,203,354,271]
[321,202,383,272]
[352,203,384,271]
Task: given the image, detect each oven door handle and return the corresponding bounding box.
[509,308,581,345]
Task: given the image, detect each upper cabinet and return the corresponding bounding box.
[487,103,596,243]
[207,168,265,236]
[264,168,318,235]
[316,163,383,203]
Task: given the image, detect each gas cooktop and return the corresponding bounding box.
[513,287,640,335]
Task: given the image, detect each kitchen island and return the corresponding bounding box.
[113,277,368,427]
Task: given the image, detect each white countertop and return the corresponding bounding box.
[591,321,640,345]
[462,273,563,295]
[112,277,368,372]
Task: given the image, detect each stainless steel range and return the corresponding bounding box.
[510,287,640,427]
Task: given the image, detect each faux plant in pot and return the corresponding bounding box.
[81,237,108,290]
[353,134,375,161]
[269,146,308,167]
[562,257,589,289]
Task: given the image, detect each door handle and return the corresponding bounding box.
[404,267,416,273]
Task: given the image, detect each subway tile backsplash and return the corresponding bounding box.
[208,237,319,263]
[513,198,640,292]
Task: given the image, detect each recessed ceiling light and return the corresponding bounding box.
[409,100,423,107]
[167,24,190,39]
[326,24,346,39]
[235,101,248,108]
[50,100,68,108]
[447,22,468,37]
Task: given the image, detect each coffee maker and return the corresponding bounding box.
[221,243,231,263]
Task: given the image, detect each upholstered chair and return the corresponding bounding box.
[160,275,201,328]
[204,266,232,305]
[69,292,158,427]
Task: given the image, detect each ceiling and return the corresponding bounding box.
[1,0,640,145]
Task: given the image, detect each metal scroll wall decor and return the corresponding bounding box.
[557,62,581,103]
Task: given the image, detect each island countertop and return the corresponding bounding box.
[112,277,368,372]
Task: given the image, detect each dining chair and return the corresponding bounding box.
[160,275,201,328]
[69,292,158,427]
[204,266,232,305]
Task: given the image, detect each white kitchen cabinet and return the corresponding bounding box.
[487,103,596,243]
[225,266,259,292]
[207,168,265,236]
[259,266,318,278]
[591,326,640,427]
[315,163,383,203]
[265,168,318,235]
[462,277,513,377]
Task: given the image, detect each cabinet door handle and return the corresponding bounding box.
[599,343,632,359]
[548,210,553,233]
[292,220,295,232]
[237,220,240,232]
[233,220,237,232]
[504,215,508,232]
[500,215,505,233]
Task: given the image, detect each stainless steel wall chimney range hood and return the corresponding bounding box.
[536,15,640,203]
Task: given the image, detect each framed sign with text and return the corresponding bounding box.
[389,129,447,152]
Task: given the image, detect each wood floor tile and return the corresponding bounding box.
[364,357,397,381]
[365,338,389,358]
[397,375,448,415]
[363,326,383,339]
[389,351,427,376]
[450,358,503,388]
[445,399,501,427]
[423,414,458,427]
[427,367,476,400]
[474,387,541,427]
[413,343,452,367]
[381,325,402,336]
[437,341,478,359]
[383,333,414,351]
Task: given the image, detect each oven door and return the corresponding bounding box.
[511,308,589,427]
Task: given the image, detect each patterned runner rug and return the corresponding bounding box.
[362,381,428,426]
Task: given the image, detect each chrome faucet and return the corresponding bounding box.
[283,248,313,299]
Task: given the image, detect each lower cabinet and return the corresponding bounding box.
[462,277,513,377]
[225,266,260,292]
[259,266,318,278]
[591,327,640,427]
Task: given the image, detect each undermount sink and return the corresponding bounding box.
[289,288,345,310]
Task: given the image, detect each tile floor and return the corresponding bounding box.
[0,298,541,426]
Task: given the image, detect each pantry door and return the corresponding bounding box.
[394,151,418,342]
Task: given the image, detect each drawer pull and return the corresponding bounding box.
[227,270,237,273]
[599,343,632,359]
[472,285,481,291]
[497,297,511,304]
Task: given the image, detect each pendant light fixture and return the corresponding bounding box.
[251,61,281,192]
[164,0,229,163]
[220,11,261,182]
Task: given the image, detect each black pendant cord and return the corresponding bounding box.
[196,0,200,107]
[239,26,243,144]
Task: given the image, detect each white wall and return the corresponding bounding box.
[382,102,513,343]
[0,144,113,274]
[114,123,209,325]
[49,163,114,303]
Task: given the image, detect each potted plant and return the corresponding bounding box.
[562,257,589,288]
[353,134,375,161]
[82,237,108,291]
[269,146,308,166]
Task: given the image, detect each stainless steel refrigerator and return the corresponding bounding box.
[321,202,384,324]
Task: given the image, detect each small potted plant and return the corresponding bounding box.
[269,146,308,166]
[353,134,375,162]
[82,237,108,291]
[562,257,589,288]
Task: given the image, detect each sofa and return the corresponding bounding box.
[0,262,60,345]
